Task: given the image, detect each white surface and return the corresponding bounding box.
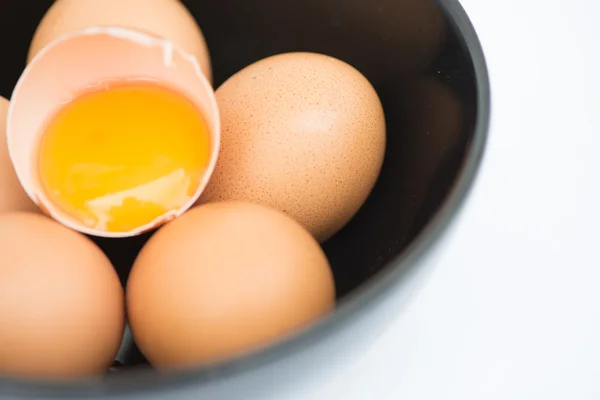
[289,0,600,398]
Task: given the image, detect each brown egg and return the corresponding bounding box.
[0,97,39,215]
[127,201,335,368]
[0,212,125,379]
[199,52,386,242]
[27,0,212,83]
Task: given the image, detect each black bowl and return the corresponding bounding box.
[0,0,489,398]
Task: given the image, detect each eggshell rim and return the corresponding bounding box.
[7,26,221,238]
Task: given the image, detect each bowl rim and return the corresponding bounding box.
[0,0,490,397]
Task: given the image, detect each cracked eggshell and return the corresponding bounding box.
[7,26,220,238]
[28,0,213,83]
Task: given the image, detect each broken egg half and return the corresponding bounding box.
[7,26,220,238]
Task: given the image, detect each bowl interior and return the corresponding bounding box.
[0,0,484,392]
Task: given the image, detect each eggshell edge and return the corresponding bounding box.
[6,26,220,238]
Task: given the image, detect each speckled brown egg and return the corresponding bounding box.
[0,212,125,379]
[27,0,212,83]
[199,52,386,242]
[0,97,39,215]
[127,201,335,368]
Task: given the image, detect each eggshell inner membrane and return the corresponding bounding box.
[7,26,220,238]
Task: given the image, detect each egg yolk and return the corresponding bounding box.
[38,82,211,233]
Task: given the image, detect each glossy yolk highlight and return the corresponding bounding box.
[38,83,211,233]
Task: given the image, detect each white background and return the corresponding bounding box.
[287,0,600,398]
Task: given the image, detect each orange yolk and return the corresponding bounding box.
[38,82,211,233]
